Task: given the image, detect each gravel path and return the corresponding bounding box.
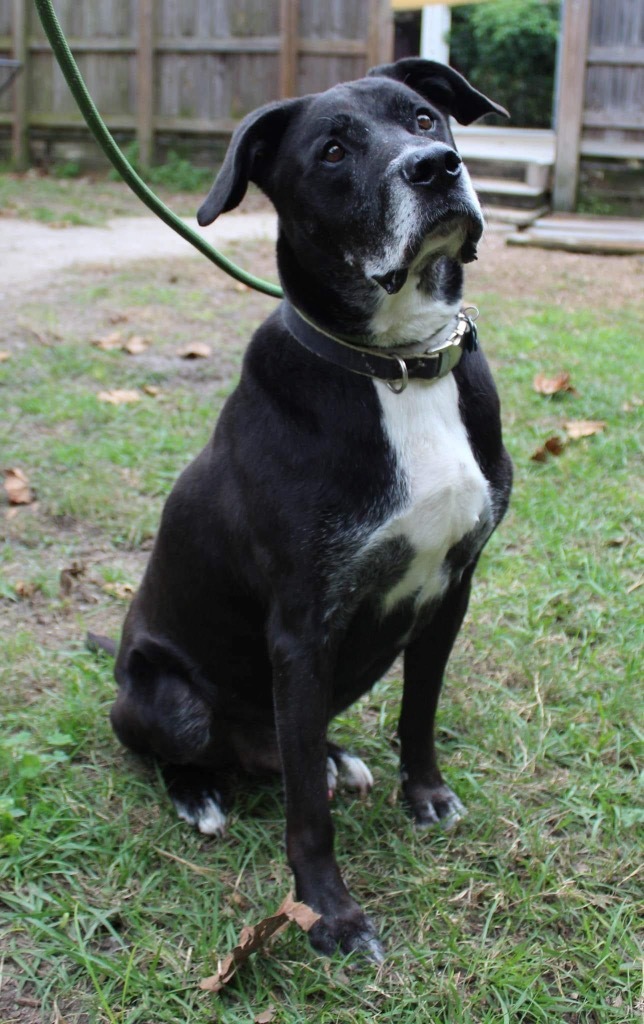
[0,211,277,294]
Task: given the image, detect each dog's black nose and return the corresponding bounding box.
[401,144,462,186]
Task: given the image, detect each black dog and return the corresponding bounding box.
[109,59,512,960]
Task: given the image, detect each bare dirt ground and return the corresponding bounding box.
[1,209,641,307]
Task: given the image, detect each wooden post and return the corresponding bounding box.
[552,0,592,211]
[279,0,299,98]
[137,0,154,166]
[12,0,28,169]
[367,0,394,69]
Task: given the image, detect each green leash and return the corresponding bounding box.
[33,0,283,299]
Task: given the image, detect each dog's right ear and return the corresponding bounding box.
[197,98,303,226]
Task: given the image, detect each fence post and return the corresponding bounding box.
[137,0,154,166]
[12,0,28,169]
[552,0,592,211]
[279,0,298,98]
[367,0,394,69]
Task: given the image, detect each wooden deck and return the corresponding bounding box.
[507,214,644,255]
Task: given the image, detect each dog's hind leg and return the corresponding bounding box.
[111,648,230,835]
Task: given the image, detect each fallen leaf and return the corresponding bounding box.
[255,1009,276,1023]
[564,419,606,439]
[97,389,141,405]
[3,467,34,505]
[176,342,212,359]
[122,335,150,355]
[530,435,566,462]
[15,580,38,599]
[0,350,10,362]
[143,384,160,397]
[60,562,85,597]
[109,312,129,324]
[533,372,577,396]
[200,894,320,994]
[92,331,124,351]
[102,582,135,600]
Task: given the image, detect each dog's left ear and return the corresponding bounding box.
[197,97,303,226]
[368,58,509,125]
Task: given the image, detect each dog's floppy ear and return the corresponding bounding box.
[368,58,509,125]
[197,98,303,226]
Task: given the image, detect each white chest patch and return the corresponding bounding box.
[369,374,492,612]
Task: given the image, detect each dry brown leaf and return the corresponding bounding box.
[92,331,124,351]
[97,389,141,405]
[102,582,135,600]
[255,1009,276,1023]
[564,419,606,440]
[3,467,34,505]
[109,312,130,325]
[176,342,212,360]
[200,893,321,994]
[530,435,566,462]
[533,372,577,396]
[15,580,38,599]
[122,335,150,356]
[60,562,85,597]
[0,350,10,362]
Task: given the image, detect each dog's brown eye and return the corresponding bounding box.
[322,142,345,164]
[416,113,433,131]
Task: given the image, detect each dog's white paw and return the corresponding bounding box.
[174,794,227,836]
[327,750,373,798]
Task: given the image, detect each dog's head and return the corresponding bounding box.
[198,60,507,338]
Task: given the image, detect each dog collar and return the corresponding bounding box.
[281,302,478,393]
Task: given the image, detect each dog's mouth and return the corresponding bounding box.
[370,209,483,295]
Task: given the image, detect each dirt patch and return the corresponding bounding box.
[469,225,643,310]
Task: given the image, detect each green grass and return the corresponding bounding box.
[0,235,642,1022]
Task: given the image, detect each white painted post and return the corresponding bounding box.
[419,4,451,64]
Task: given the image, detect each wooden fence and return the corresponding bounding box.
[553,0,644,210]
[0,0,393,167]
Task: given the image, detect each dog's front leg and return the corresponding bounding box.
[399,568,475,829]
[269,619,384,960]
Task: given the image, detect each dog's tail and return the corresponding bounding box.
[86,631,117,657]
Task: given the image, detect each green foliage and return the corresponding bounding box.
[450,0,560,127]
[108,142,212,192]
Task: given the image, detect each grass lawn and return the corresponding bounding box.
[0,186,642,1023]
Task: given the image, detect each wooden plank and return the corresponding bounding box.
[299,38,366,56]
[137,0,154,166]
[587,45,644,66]
[27,36,137,53]
[11,0,28,168]
[367,0,393,67]
[156,36,281,53]
[583,110,644,130]
[580,137,644,159]
[279,0,298,97]
[552,0,592,212]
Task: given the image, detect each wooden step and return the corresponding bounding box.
[473,176,549,208]
[484,205,550,227]
[507,214,644,255]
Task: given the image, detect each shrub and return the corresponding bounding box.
[449,0,560,127]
